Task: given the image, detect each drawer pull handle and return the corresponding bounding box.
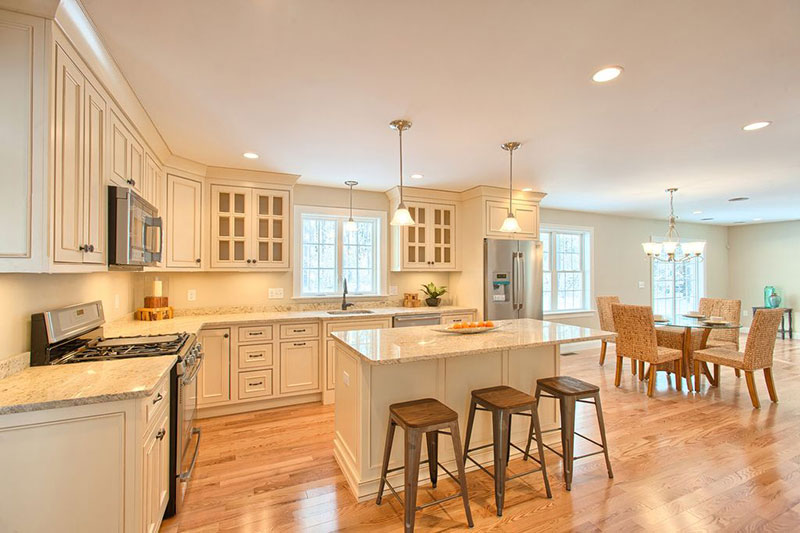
[248,331,263,336]
[152,393,163,405]
[248,354,261,358]
[292,329,306,333]
[293,342,306,347]
[156,428,166,440]
[249,381,263,386]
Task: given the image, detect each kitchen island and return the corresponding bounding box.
[331,318,615,500]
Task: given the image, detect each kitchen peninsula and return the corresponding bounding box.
[331,318,615,499]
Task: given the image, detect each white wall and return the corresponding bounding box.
[728,220,800,329]
[540,208,730,329]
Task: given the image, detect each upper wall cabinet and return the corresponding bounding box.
[391,201,457,271]
[210,185,290,270]
[485,199,539,239]
[108,107,149,200]
[166,173,202,268]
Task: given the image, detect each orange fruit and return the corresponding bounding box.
[468,322,478,328]
[485,321,494,327]
[452,323,462,329]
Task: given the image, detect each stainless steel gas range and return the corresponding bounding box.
[30,300,202,517]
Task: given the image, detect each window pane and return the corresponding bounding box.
[302,218,318,244]
[319,269,336,293]
[343,244,357,269]
[320,244,336,269]
[541,232,551,272]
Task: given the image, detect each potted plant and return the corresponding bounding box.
[421,282,447,307]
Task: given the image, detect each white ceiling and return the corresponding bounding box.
[81,0,800,224]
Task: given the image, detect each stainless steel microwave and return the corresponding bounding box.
[108,186,162,268]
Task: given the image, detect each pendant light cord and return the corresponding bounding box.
[508,147,513,214]
[399,127,404,205]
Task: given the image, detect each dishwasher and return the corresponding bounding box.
[392,313,442,327]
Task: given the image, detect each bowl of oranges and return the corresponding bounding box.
[436,320,501,334]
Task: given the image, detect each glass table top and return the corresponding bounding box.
[655,315,742,329]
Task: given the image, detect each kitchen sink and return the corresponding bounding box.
[326,309,375,315]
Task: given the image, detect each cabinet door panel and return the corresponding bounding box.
[53,45,84,263]
[167,174,202,268]
[251,188,289,268]
[129,138,144,195]
[280,340,320,394]
[109,110,128,186]
[212,185,251,268]
[430,204,455,269]
[82,80,105,264]
[486,199,538,238]
[197,329,230,405]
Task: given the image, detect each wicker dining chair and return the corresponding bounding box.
[611,304,684,397]
[596,296,620,366]
[693,308,783,408]
[699,298,743,377]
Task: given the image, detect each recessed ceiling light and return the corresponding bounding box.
[753,218,763,221]
[522,187,534,192]
[243,152,259,159]
[692,210,703,215]
[728,196,749,202]
[410,173,424,180]
[592,65,623,83]
[733,221,746,224]
[701,217,714,221]
[742,121,771,131]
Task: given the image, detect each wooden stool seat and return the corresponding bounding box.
[390,398,458,428]
[472,386,535,410]
[377,398,473,532]
[536,376,599,397]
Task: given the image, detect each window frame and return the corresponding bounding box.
[541,224,594,316]
[648,236,706,320]
[293,205,387,298]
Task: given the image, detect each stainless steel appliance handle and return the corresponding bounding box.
[511,252,519,310]
[518,253,526,311]
[178,427,201,481]
[182,358,202,385]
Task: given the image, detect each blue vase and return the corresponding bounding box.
[769,293,782,308]
[764,286,776,307]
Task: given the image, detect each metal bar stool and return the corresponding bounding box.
[376,398,473,532]
[529,376,613,490]
[463,386,552,516]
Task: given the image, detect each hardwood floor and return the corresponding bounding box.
[161,336,800,532]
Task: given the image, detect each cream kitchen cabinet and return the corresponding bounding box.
[167,173,203,268]
[197,328,231,406]
[52,43,105,265]
[108,106,145,197]
[440,311,477,326]
[210,184,290,269]
[279,339,320,394]
[142,405,169,533]
[485,199,539,239]
[392,201,456,271]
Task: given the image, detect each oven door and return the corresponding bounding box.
[177,357,201,510]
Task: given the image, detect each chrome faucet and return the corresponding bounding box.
[341,278,355,311]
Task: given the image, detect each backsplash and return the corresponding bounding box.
[172,298,451,317]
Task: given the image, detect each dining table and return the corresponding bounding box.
[655,315,743,388]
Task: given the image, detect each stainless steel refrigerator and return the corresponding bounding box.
[484,238,543,320]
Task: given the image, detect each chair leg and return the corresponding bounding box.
[593,393,613,479]
[463,398,477,459]
[735,368,741,378]
[630,357,636,375]
[425,430,438,488]
[614,356,623,387]
[694,360,702,392]
[599,340,607,366]
[560,397,576,490]
[764,368,778,403]
[530,401,552,497]
[638,360,645,381]
[448,421,474,527]
[712,364,720,388]
[675,358,682,392]
[403,429,423,533]
[491,409,509,516]
[647,364,656,397]
[376,419,396,505]
[744,371,761,409]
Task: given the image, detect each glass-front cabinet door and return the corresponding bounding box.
[403,202,428,268]
[211,185,250,268]
[400,202,456,270]
[430,204,455,269]
[251,188,289,268]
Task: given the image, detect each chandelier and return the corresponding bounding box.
[642,188,705,263]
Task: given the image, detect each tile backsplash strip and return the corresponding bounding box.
[171,298,450,317]
[0,352,30,380]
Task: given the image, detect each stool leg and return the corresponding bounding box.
[524,387,542,461]
[404,429,423,533]
[505,412,512,466]
[491,408,509,516]
[463,398,477,460]
[376,419,396,505]
[530,401,552,498]
[593,393,613,479]
[448,421,474,528]
[425,430,439,488]
[560,397,576,491]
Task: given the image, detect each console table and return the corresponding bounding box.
[752,307,793,339]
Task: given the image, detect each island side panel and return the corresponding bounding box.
[507,345,560,430]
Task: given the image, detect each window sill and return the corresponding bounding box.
[292,294,390,302]
[544,310,596,320]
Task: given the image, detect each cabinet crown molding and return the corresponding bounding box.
[386,184,546,205]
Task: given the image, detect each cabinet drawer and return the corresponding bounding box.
[280,322,319,339]
[238,325,273,343]
[238,344,274,370]
[144,376,170,429]
[238,369,274,400]
[325,318,392,337]
[441,313,475,325]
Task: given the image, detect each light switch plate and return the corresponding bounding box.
[638,281,645,289]
[268,288,284,299]
[389,285,398,295]
[187,289,197,302]
[743,309,749,317]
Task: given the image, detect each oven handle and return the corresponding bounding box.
[182,359,202,385]
[178,427,201,481]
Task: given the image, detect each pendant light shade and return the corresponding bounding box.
[389,119,415,226]
[642,188,705,263]
[499,141,521,233]
[344,180,358,232]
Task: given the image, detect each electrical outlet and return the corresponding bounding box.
[268,288,284,299]
[743,309,749,317]
[389,285,398,295]
[342,371,350,386]
[638,281,645,289]
[187,289,197,302]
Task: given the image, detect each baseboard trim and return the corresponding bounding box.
[197,392,322,419]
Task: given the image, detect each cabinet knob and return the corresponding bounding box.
[195,258,201,263]
[79,244,88,252]
[252,259,257,263]
[223,333,229,338]
[88,244,95,253]
[126,178,136,187]
[156,428,166,440]
[246,259,252,264]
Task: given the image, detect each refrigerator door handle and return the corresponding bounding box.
[512,252,520,310]
[518,252,526,311]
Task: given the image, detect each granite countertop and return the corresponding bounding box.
[103,305,476,337]
[332,318,616,365]
[0,356,176,415]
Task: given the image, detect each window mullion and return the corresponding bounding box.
[336,219,343,294]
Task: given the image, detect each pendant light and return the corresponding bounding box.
[499,141,522,233]
[642,188,705,262]
[389,119,415,226]
[344,180,358,232]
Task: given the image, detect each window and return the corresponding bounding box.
[651,245,705,321]
[295,206,385,297]
[541,226,592,313]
